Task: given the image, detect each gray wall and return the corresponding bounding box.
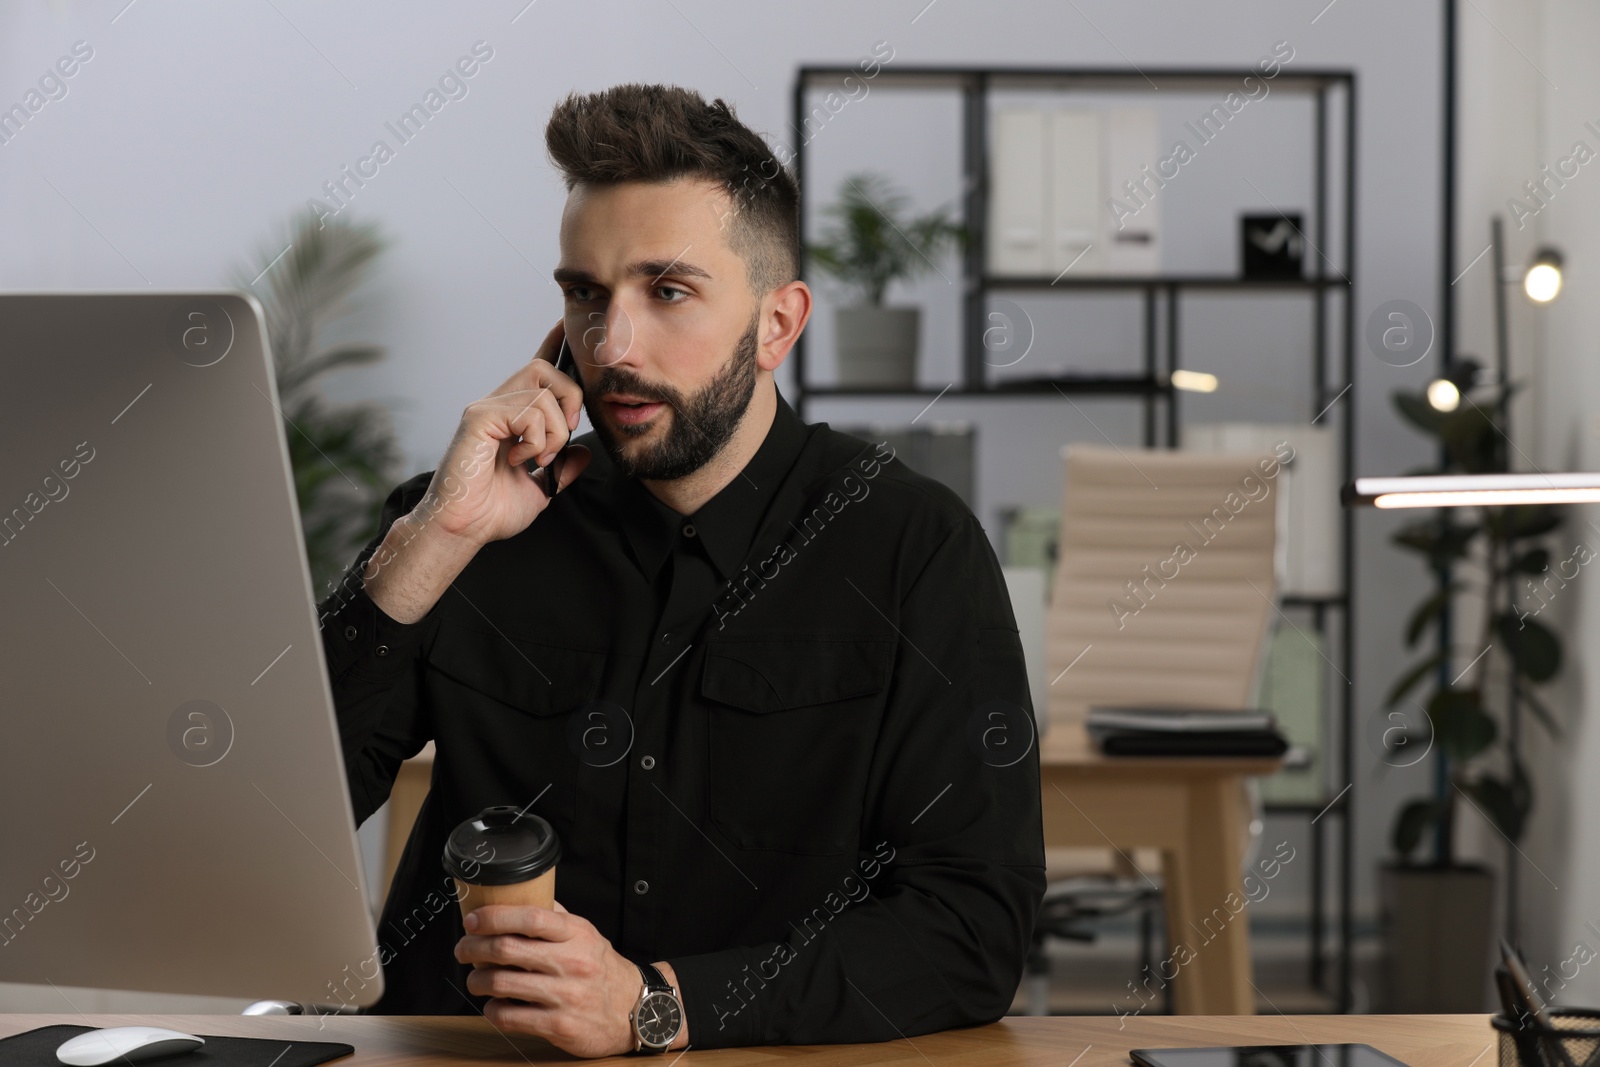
[0,0,1447,1008]
[1459,0,1600,1010]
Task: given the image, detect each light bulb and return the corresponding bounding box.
[1426,378,1460,412]
[1170,369,1219,393]
[1525,262,1562,303]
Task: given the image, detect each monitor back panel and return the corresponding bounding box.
[0,292,383,1005]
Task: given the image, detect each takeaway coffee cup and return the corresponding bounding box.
[442,805,562,923]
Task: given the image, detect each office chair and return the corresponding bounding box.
[1026,444,1281,1015]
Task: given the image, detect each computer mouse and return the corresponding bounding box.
[56,1025,205,1065]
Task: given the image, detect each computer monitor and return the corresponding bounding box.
[0,292,383,1006]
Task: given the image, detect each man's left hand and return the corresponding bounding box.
[455,901,683,1058]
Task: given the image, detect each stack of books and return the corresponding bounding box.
[1086,706,1289,757]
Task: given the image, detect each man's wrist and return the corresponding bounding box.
[361,509,481,624]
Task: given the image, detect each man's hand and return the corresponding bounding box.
[361,320,591,624]
[419,318,590,548]
[456,902,689,1058]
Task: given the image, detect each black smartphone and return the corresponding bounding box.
[527,334,579,498]
[1131,1045,1411,1067]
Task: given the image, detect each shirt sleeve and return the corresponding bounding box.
[668,514,1048,1048]
[316,472,439,827]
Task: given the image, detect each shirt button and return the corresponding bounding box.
[661,632,672,645]
[634,879,649,895]
[343,625,358,641]
[374,644,389,657]
[641,755,656,770]
[682,523,697,538]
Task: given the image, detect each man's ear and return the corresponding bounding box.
[757,280,811,373]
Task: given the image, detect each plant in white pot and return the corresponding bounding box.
[807,172,966,388]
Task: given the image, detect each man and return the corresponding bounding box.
[318,83,1044,1057]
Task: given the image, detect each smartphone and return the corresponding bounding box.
[527,334,580,498]
[1130,1046,1412,1067]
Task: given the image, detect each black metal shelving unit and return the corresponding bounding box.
[791,65,1358,1012]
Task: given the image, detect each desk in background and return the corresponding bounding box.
[1039,727,1282,1016]
[0,1013,1496,1065]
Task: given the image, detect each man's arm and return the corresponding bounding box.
[316,474,441,826]
[666,514,1048,1048]
[317,322,588,822]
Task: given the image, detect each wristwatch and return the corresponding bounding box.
[629,962,683,1053]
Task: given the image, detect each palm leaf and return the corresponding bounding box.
[232,210,398,592]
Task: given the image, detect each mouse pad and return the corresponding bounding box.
[2,1025,353,1066]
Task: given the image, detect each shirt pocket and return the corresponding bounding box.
[700,634,896,855]
[423,624,608,819]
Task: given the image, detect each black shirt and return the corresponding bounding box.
[316,390,1046,1048]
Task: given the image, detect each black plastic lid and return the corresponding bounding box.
[442,805,562,886]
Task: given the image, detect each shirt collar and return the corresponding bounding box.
[601,390,810,582]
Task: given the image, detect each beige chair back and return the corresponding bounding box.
[1045,444,1283,734]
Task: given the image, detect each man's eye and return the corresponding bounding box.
[564,286,596,302]
[657,285,688,303]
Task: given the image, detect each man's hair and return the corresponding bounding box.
[545,83,799,299]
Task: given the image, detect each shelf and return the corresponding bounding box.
[800,375,1169,399]
[793,63,1357,1008]
[983,274,1351,291]
[796,65,1356,94]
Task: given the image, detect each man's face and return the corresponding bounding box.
[554,178,761,481]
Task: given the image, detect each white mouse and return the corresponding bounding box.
[56,1026,205,1066]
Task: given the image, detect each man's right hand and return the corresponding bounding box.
[361,320,592,624]
[425,319,591,546]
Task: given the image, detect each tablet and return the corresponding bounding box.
[1131,1045,1411,1067]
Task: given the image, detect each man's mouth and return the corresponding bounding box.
[602,394,667,426]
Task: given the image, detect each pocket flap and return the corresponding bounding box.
[701,636,895,714]
[425,624,606,716]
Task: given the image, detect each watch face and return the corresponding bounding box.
[637,989,682,1047]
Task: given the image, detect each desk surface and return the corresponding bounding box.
[0,1013,1495,1066]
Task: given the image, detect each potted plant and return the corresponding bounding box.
[1381,359,1564,1011]
[806,172,966,388]
[231,209,401,592]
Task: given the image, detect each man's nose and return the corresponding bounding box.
[586,303,637,369]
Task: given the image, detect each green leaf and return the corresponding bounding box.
[277,345,385,395]
[1506,504,1564,540]
[1392,518,1479,567]
[1494,612,1562,683]
[1520,686,1563,738]
[1386,652,1447,708]
[1393,391,1447,439]
[1428,687,1496,763]
[807,172,963,305]
[1404,583,1460,648]
[1460,772,1530,843]
[1439,401,1505,473]
[1393,798,1447,860]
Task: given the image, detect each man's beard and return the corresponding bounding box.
[582,310,759,481]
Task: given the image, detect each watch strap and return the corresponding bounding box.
[632,962,678,1053]
[636,961,671,995]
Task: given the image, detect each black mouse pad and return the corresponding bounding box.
[2,1024,353,1066]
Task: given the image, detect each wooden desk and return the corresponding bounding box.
[1039,728,1283,1017]
[0,1012,1496,1065]
[386,731,1281,1017]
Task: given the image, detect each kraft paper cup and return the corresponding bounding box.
[442,805,561,924]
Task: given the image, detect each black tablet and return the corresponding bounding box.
[1131,1045,1411,1067]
